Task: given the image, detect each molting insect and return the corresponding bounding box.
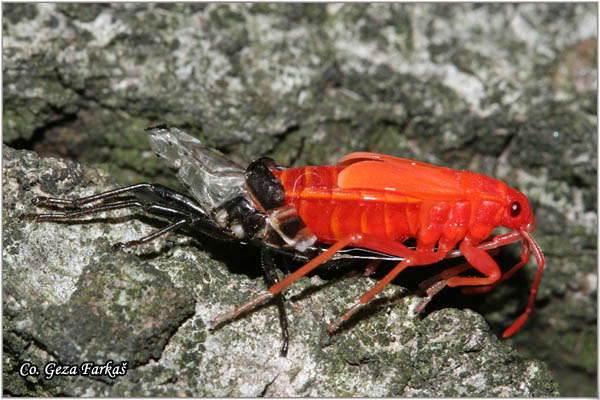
[24,125,545,356]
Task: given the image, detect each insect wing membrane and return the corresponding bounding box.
[148,127,246,211]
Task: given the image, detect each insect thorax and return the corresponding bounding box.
[213,157,317,252]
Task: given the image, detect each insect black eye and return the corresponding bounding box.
[510,201,521,217]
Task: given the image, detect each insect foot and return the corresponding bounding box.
[19,213,37,221]
[31,196,48,206]
[111,242,127,251]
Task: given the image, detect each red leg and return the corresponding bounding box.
[415,246,505,312]
[326,259,411,332]
[461,242,529,295]
[414,262,473,312]
[213,230,541,338]
[444,235,543,338]
[363,260,381,277]
[213,233,447,328]
[326,240,458,332]
[419,262,474,291]
[269,234,444,296]
[213,233,366,326]
[445,239,502,287]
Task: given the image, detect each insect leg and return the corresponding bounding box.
[460,244,528,295]
[418,262,474,294]
[27,184,153,208]
[326,259,413,333]
[415,245,505,312]
[414,262,473,312]
[25,198,197,249]
[212,234,363,326]
[213,233,444,329]
[326,237,460,332]
[24,199,160,221]
[363,260,381,277]
[260,249,290,357]
[112,218,189,250]
[445,238,503,287]
[456,237,540,338]
[28,183,206,216]
[413,246,503,300]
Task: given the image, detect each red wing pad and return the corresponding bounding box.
[338,160,465,201]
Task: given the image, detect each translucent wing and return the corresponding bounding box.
[148,126,246,212]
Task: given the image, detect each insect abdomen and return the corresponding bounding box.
[274,166,422,243]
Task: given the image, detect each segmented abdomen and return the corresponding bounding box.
[273,166,422,244]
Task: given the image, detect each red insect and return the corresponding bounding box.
[214,152,545,338]
[24,126,544,348]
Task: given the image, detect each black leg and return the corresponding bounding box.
[23,196,198,249]
[24,198,192,221]
[112,218,190,250]
[260,249,290,357]
[30,183,207,217]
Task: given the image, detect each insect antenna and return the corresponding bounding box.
[502,230,546,338]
